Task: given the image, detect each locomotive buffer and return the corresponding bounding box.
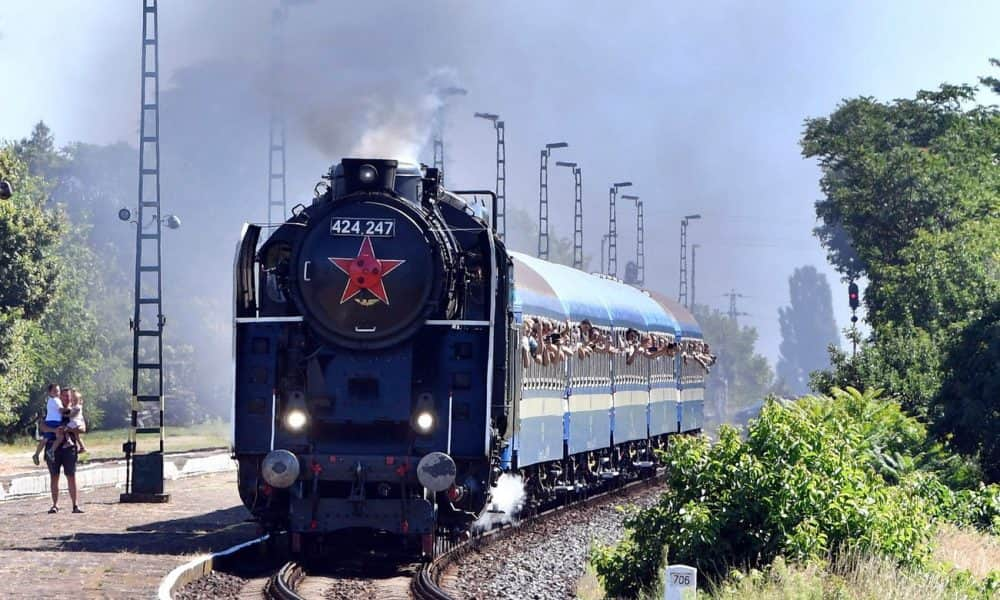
[122,0,169,503]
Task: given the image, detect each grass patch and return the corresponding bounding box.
[933,523,1000,580]
[0,421,228,473]
[576,563,604,600]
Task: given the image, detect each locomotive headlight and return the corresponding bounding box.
[414,410,435,434]
[358,163,378,184]
[284,408,308,431]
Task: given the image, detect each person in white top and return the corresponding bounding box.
[35,384,84,513]
[51,388,88,456]
[31,383,64,466]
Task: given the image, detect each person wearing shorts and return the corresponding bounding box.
[39,416,83,514]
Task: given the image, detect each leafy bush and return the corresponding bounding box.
[905,474,1000,535]
[592,390,937,598]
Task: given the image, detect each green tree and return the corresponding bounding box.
[801,59,1000,429]
[692,305,774,420]
[776,266,840,395]
[932,300,1000,483]
[0,145,64,430]
[801,83,997,286]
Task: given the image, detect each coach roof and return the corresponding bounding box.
[510,252,679,336]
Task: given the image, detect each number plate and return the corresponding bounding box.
[329,217,396,237]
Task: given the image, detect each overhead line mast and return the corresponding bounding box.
[607,181,632,277]
[122,0,169,504]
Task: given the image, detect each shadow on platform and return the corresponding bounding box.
[10,506,256,555]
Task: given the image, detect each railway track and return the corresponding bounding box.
[265,561,305,599]
[174,473,664,599]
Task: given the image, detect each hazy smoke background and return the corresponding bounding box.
[1,1,998,415]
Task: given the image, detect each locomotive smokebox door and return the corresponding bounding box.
[289,194,446,350]
[417,452,457,492]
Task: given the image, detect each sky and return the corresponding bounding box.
[1,0,998,366]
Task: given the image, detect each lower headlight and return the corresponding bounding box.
[284,408,308,431]
[261,449,300,488]
[414,411,435,434]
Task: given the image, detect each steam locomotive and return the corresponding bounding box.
[232,159,708,555]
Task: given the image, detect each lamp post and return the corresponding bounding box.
[555,161,583,269]
[600,233,613,275]
[474,112,506,239]
[607,181,632,276]
[621,194,642,286]
[679,214,701,308]
[538,142,568,260]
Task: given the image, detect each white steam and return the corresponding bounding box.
[472,473,527,533]
[346,67,463,163]
[349,92,443,163]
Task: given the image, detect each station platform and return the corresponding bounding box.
[0,450,234,502]
[0,470,256,599]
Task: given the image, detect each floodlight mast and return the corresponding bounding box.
[607,181,632,276]
[538,142,568,259]
[556,161,584,269]
[679,214,702,307]
[622,194,642,285]
[432,86,467,182]
[474,112,506,239]
[267,6,287,231]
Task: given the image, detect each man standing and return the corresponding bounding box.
[39,390,83,514]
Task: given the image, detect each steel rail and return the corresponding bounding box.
[265,561,306,600]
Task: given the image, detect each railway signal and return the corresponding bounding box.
[848,280,860,356]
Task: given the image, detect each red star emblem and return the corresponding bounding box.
[329,236,405,305]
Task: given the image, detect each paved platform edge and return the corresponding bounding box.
[157,534,269,600]
[0,452,236,502]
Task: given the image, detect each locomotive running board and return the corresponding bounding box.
[425,319,490,327]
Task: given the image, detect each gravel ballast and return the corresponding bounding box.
[443,483,663,600]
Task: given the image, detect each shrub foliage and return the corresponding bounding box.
[593,388,944,598]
